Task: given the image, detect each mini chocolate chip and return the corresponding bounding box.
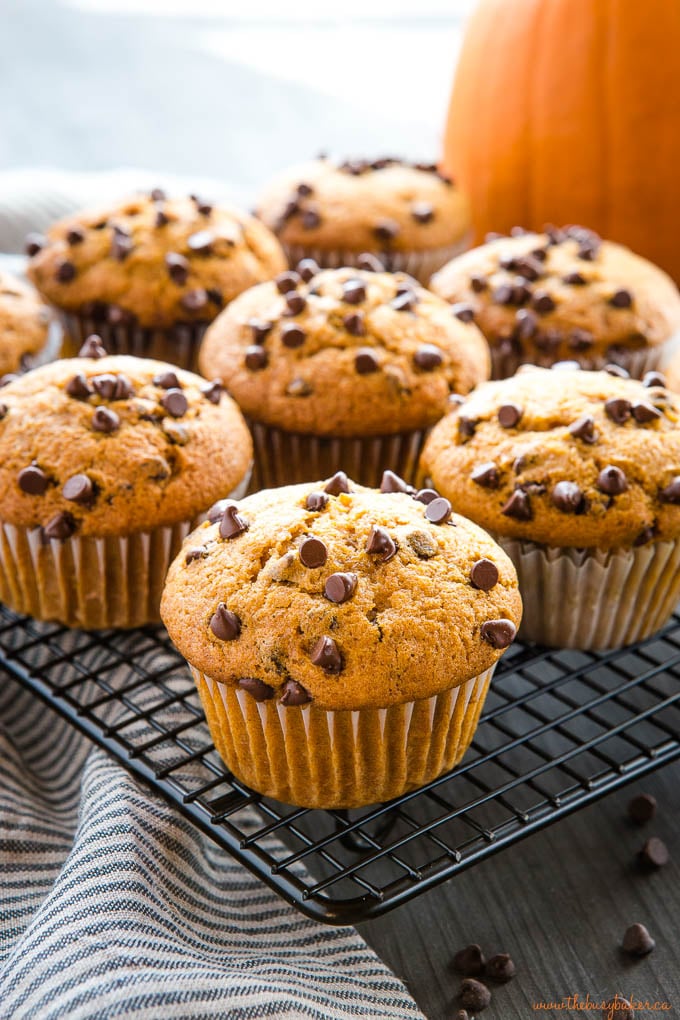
[310,635,343,673]
[185,547,208,563]
[18,465,48,495]
[643,371,667,388]
[297,182,314,197]
[280,323,306,349]
[471,558,499,591]
[414,344,443,370]
[425,497,452,524]
[114,375,134,400]
[55,259,76,283]
[343,279,366,304]
[660,477,680,503]
[161,388,188,417]
[201,380,223,404]
[453,945,486,976]
[155,208,169,227]
[301,209,321,230]
[411,201,434,223]
[355,348,380,374]
[622,923,655,957]
[91,373,118,400]
[181,289,208,312]
[551,481,584,513]
[515,308,538,339]
[248,318,273,344]
[604,363,630,378]
[280,679,313,705]
[150,187,166,201]
[187,229,214,254]
[66,373,93,399]
[597,466,628,495]
[373,219,400,242]
[569,328,594,351]
[324,471,350,495]
[207,498,232,523]
[191,195,213,216]
[78,335,107,359]
[569,415,598,443]
[502,489,532,520]
[471,462,500,488]
[481,618,517,648]
[43,512,77,542]
[238,677,275,702]
[451,302,475,323]
[356,253,384,272]
[296,258,320,282]
[470,274,487,293]
[111,232,133,261]
[414,488,439,504]
[562,271,587,285]
[392,290,417,313]
[632,402,662,423]
[286,378,313,397]
[498,403,522,428]
[639,836,669,868]
[459,978,491,1012]
[245,346,268,371]
[275,271,301,294]
[0,403,6,420]
[324,572,358,604]
[634,525,656,547]
[609,288,633,308]
[210,604,241,641]
[166,252,189,284]
[628,793,657,825]
[343,311,366,336]
[92,407,120,433]
[380,469,411,494]
[531,290,556,314]
[366,525,397,562]
[605,398,632,424]
[485,954,516,983]
[306,491,329,511]
[299,536,327,569]
[154,370,181,390]
[492,282,514,305]
[66,226,85,245]
[283,291,306,316]
[62,474,94,504]
[220,505,249,539]
[25,233,46,256]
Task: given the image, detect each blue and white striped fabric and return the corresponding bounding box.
[0,680,423,1019]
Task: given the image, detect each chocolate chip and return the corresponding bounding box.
[597,466,628,495]
[392,290,417,313]
[25,233,46,256]
[275,271,301,294]
[185,230,213,255]
[472,462,500,488]
[297,182,314,197]
[306,491,329,511]
[380,470,411,494]
[301,209,321,230]
[453,944,485,976]
[166,252,189,284]
[62,474,94,504]
[324,572,357,604]
[191,195,213,216]
[551,481,584,513]
[569,328,594,351]
[286,378,313,397]
[562,271,586,285]
[660,477,680,504]
[66,373,93,399]
[343,311,366,337]
[245,346,268,371]
[283,291,306,316]
[471,558,499,591]
[180,289,208,312]
[356,253,384,272]
[219,505,249,539]
[411,201,434,224]
[515,309,537,339]
[622,923,655,957]
[373,220,400,242]
[414,488,439,504]
[200,380,222,405]
[153,370,181,390]
[605,398,632,424]
[639,836,669,868]
[502,489,532,520]
[185,547,208,563]
[481,618,517,649]
[324,471,350,496]
[210,604,241,641]
[569,415,598,443]
[492,282,515,305]
[632,402,662,423]
[366,525,397,562]
[248,319,273,344]
[531,290,556,314]
[643,371,667,388]
[498,403,522,428]
[155,208,169,227]
[459,978,491,1012]
[18,465,48,495]
[609,288,633,308]
[55,260,76,283]
[297,258,320,282]
[628,793,657,825]
[91,373,118,400]
[238,677,274,702]
[92,407,120,433]
[160,388,188,417]
[111,232,133,261]
[43,512,76,542]
[78,335,107,359]
[425,497,452,524]
[343,279,366,304]
[355,348,380,374]
[451,302,475,323]
[207,498,232,523]
[470,274,487,293]
[150,187,166,201]
[310,635,343,673]
[114,375,133,399]
[66,226,85,245]
[604,363,629,379]
[280,679,313,705]
[485,953,516,983]
[299,536,327,569]
[414,344,443,370]
[0,403,6,420]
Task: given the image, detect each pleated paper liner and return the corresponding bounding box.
[59,312,210,373]
[247,422,428,491]
[192,664,495,809]
[495,535,680,650]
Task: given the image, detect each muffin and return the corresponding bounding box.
[419,364,680,649]
[430,226,680,379]
[255,156,472,284]
[199,262,490,488]
[160,475,522,808]
[25,190,287,370]
[0,270,59,378]
[0,337,253,628]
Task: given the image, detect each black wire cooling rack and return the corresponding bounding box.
[1,603,679,926]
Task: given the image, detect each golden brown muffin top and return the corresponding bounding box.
[199,263,490,437]
[25,191,287,330]
[0,271,51,377]
[0,342,253,538]
[161,476,522,711]
[419,364,680,550]
[430,228,680,365]
[255,157,471,253]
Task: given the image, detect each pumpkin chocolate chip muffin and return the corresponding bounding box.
[199,261,490,488]
[0,337,252,628]
[419,364,680,649]
[161,474,521,808]
[26,191,286,370]
[0,270,57,378]
[430,226,680,379]
[255,156,472,283]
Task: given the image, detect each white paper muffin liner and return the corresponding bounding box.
[495,535,680,649]
[282,233,473,286]
[191,664,495,809]
[59,311,210,372]
[247,420,428,490]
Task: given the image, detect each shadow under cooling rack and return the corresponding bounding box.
[0,604,679,925]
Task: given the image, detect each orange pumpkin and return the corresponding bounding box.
[443,0,680,282]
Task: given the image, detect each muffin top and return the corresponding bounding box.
[199,263,490,437]
[255,157,471,254]
[430,227,680,363]
[0,340,253,538]
[161,475,522,711]
[419,364,680,550]
[0,271,51,377]
[26,191,287,330]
